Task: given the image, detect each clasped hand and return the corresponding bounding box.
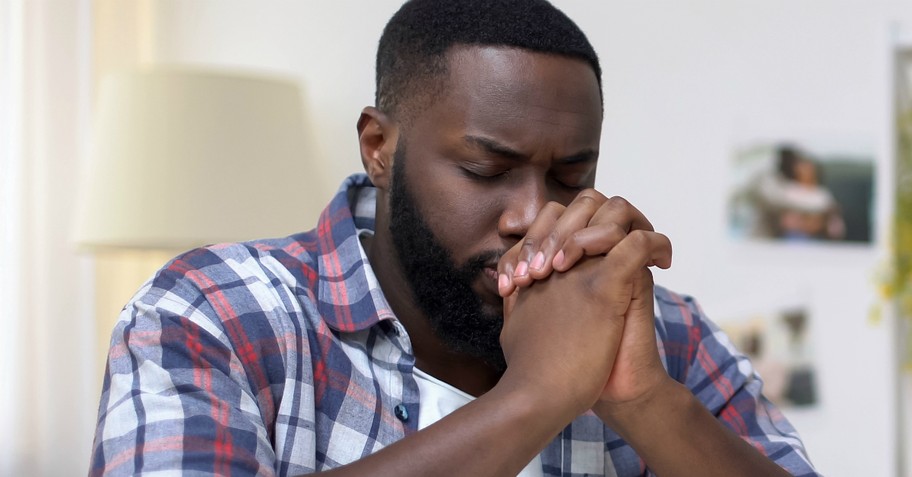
[496,190,675,426]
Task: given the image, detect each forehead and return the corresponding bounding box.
[408,46,603,154]
[445,46,600,107]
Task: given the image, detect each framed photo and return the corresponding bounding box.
[728,142,874,244]
[720,306,818,408]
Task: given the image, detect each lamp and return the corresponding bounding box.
[75,68,322,251]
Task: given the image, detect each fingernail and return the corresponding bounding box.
[498,273,510,293]
[530,251,545,271]
[514,260,529,277]
[553,250,565,269]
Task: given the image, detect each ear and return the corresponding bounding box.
[357,106,399,191]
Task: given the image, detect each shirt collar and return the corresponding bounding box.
[314,173,398,333]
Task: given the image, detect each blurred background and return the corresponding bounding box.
[1,0,911,475]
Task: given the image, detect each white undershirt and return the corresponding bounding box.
[413,367,544,477]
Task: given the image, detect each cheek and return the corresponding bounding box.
[422,181,503,258]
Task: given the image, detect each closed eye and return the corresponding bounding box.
[551,177,587,191]
[462,165,510,181]
[552,178,584,191]
[549,168,592,191]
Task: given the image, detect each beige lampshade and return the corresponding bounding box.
[75,68,321,251]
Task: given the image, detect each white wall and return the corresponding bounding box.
[574,3,910,477]
[109,1,912,475]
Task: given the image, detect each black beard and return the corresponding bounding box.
[388,147,507,373]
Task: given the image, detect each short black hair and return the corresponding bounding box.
[777,146,801,180]
[376,0,602,123]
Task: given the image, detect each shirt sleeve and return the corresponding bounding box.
[653,287,821,477]
[89,248,285,476]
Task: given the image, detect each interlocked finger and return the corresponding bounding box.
[552,196,655,271]
[497,201,565,296]
[597,230,673,288]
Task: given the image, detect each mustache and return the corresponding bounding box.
[459,250,506,277]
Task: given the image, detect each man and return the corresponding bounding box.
[90,1,819,475]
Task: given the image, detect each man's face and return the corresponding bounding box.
[387,46,603,368]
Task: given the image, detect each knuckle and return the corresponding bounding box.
[542,201,565,214]
[606,195,631,209]
[544,230,562,250]
[578,188,606,201]
[605,222,625,241]
[627,229,650,245]
[565,229,585,249]
[621,230,651,252]
[573,190,605,208]
[574,194,598,207]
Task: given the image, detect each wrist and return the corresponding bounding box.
[494,368,585,429]
[592,379,793,477]
[593,377,691,440]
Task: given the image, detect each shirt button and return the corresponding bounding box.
[394,404,409,422]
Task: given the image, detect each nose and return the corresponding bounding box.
[497,177,549,241]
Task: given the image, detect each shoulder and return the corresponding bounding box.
[111,233,329,392]
[121,232,326,350]
[150,233,319,306]
[94,235,327,476]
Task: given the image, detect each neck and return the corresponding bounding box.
[364,217,501,397]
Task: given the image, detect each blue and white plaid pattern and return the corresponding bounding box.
[90,174,820,476]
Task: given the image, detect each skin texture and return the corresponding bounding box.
[387,146,508,373]
[313,46,793,477]
[362,46,605,396]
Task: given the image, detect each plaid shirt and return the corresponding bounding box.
[90,174,820,476]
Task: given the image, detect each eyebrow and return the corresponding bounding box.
[463,134,597,165]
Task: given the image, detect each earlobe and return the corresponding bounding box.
[357,106,398,190]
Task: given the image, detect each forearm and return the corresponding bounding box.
[312,382,572,477]
[595,380,792,477]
